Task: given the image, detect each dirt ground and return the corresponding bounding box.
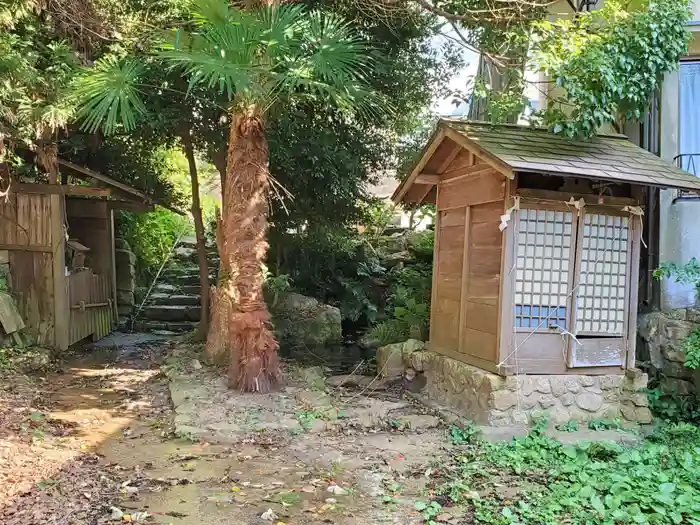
[0,336,458,525]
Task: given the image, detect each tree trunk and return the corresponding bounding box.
[181,131,211,340]
[205,107,280,392]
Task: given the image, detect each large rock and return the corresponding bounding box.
[270,292,342,349]
[114,238,131,251]
[376,339,426,377]
[115,248,137,268]
[116,290,135,307]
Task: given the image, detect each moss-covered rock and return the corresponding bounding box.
[270,292,342,349]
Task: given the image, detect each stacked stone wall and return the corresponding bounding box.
[377,340,651,426]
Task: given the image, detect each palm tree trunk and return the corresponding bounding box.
[206,106,280,392]
[181,130,211,340]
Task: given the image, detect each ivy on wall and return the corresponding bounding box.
[532,0,690,137]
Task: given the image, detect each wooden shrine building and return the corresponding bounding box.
[393,120,700,377]
[0,159,167,350]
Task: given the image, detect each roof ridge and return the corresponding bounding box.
[439,118,628,140]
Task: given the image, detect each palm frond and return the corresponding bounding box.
[161,2,261,101]
[72,55,148,135]
[269,10,390,120]
[256,3,306,59]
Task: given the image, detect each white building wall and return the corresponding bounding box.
[659,67,700,310]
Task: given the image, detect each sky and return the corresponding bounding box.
[430,32,479,117]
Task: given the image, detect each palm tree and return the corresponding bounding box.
[74,0,380,392]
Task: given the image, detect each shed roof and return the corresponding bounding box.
[58,159,185,215]
[393,120,700,203]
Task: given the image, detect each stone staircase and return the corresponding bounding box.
[134,237,218,334]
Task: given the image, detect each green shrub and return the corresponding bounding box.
[117,208,192,284]
[682,329,700,369]
[408,229,434,261]
[268,226,385,324]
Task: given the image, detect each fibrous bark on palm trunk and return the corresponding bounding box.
[205,107,280,392]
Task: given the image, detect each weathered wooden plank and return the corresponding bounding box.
[471,201,505,224]
[66,198,109,219]
[467,276,500,305]
[0,194,14,245]
[458,207,471,356]
[429,210,442,343]
[14,183,110,197]
[428,342,500,374]
[470,222,502,247]
[441,164,493,184]
[432,306,461,351]
[626,216,641,370]
[35,252,54,346]
[0,244,52,252]
[437,172,505,211]
[465,302,499,335]
[109,209,118,319]
[440,209,467,227]
[438,225,465,251]
[435,276,462,303]
[437,249,464,276]
[16,194,31,246]
[443,149,474,174]
[395,129,445,203]
[462,327,498,361]
[51,194,68,350]
[468,247,502,276]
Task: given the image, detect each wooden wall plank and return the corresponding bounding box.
[437,171,505,210]
[470,223,502,247]
[471,201,505,224]
[435,275,462,301]
[429,210,442,343]
[16,194,31,246]
[462,328,498,361]
[51,194,68,350]
[109,209,118,320]
[467,276,500,305]
[437,250,464,276]
[458,207,471,356]
[469,247,502,275]
[0,194,16,245]
[438,225,466,251]
[626,216,641,370]
[440,209,466,227]
[9,251,54,346]
[465,301,499,334]
[443,149,474,173]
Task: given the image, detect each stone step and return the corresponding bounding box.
[148,293,201,306]
[133,320,198,333]
[142,304,201,322]
[153,283,182,294]
[180,284,204,295]
[170,273,215,286]
[162,268,217,281]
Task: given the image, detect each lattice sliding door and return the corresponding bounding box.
[512,205,634,369]
[567,212,631,368]
[514,208,575,331]
[575,214,629,336]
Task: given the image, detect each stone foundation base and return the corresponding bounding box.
[377,340,651,426]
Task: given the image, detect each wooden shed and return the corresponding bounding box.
[393,120,700,377]
[0,159,162,350]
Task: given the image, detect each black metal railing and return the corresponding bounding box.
[675,153,700,175]
[674,153,700,200]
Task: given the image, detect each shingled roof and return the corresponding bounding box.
[394,120,700,202]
